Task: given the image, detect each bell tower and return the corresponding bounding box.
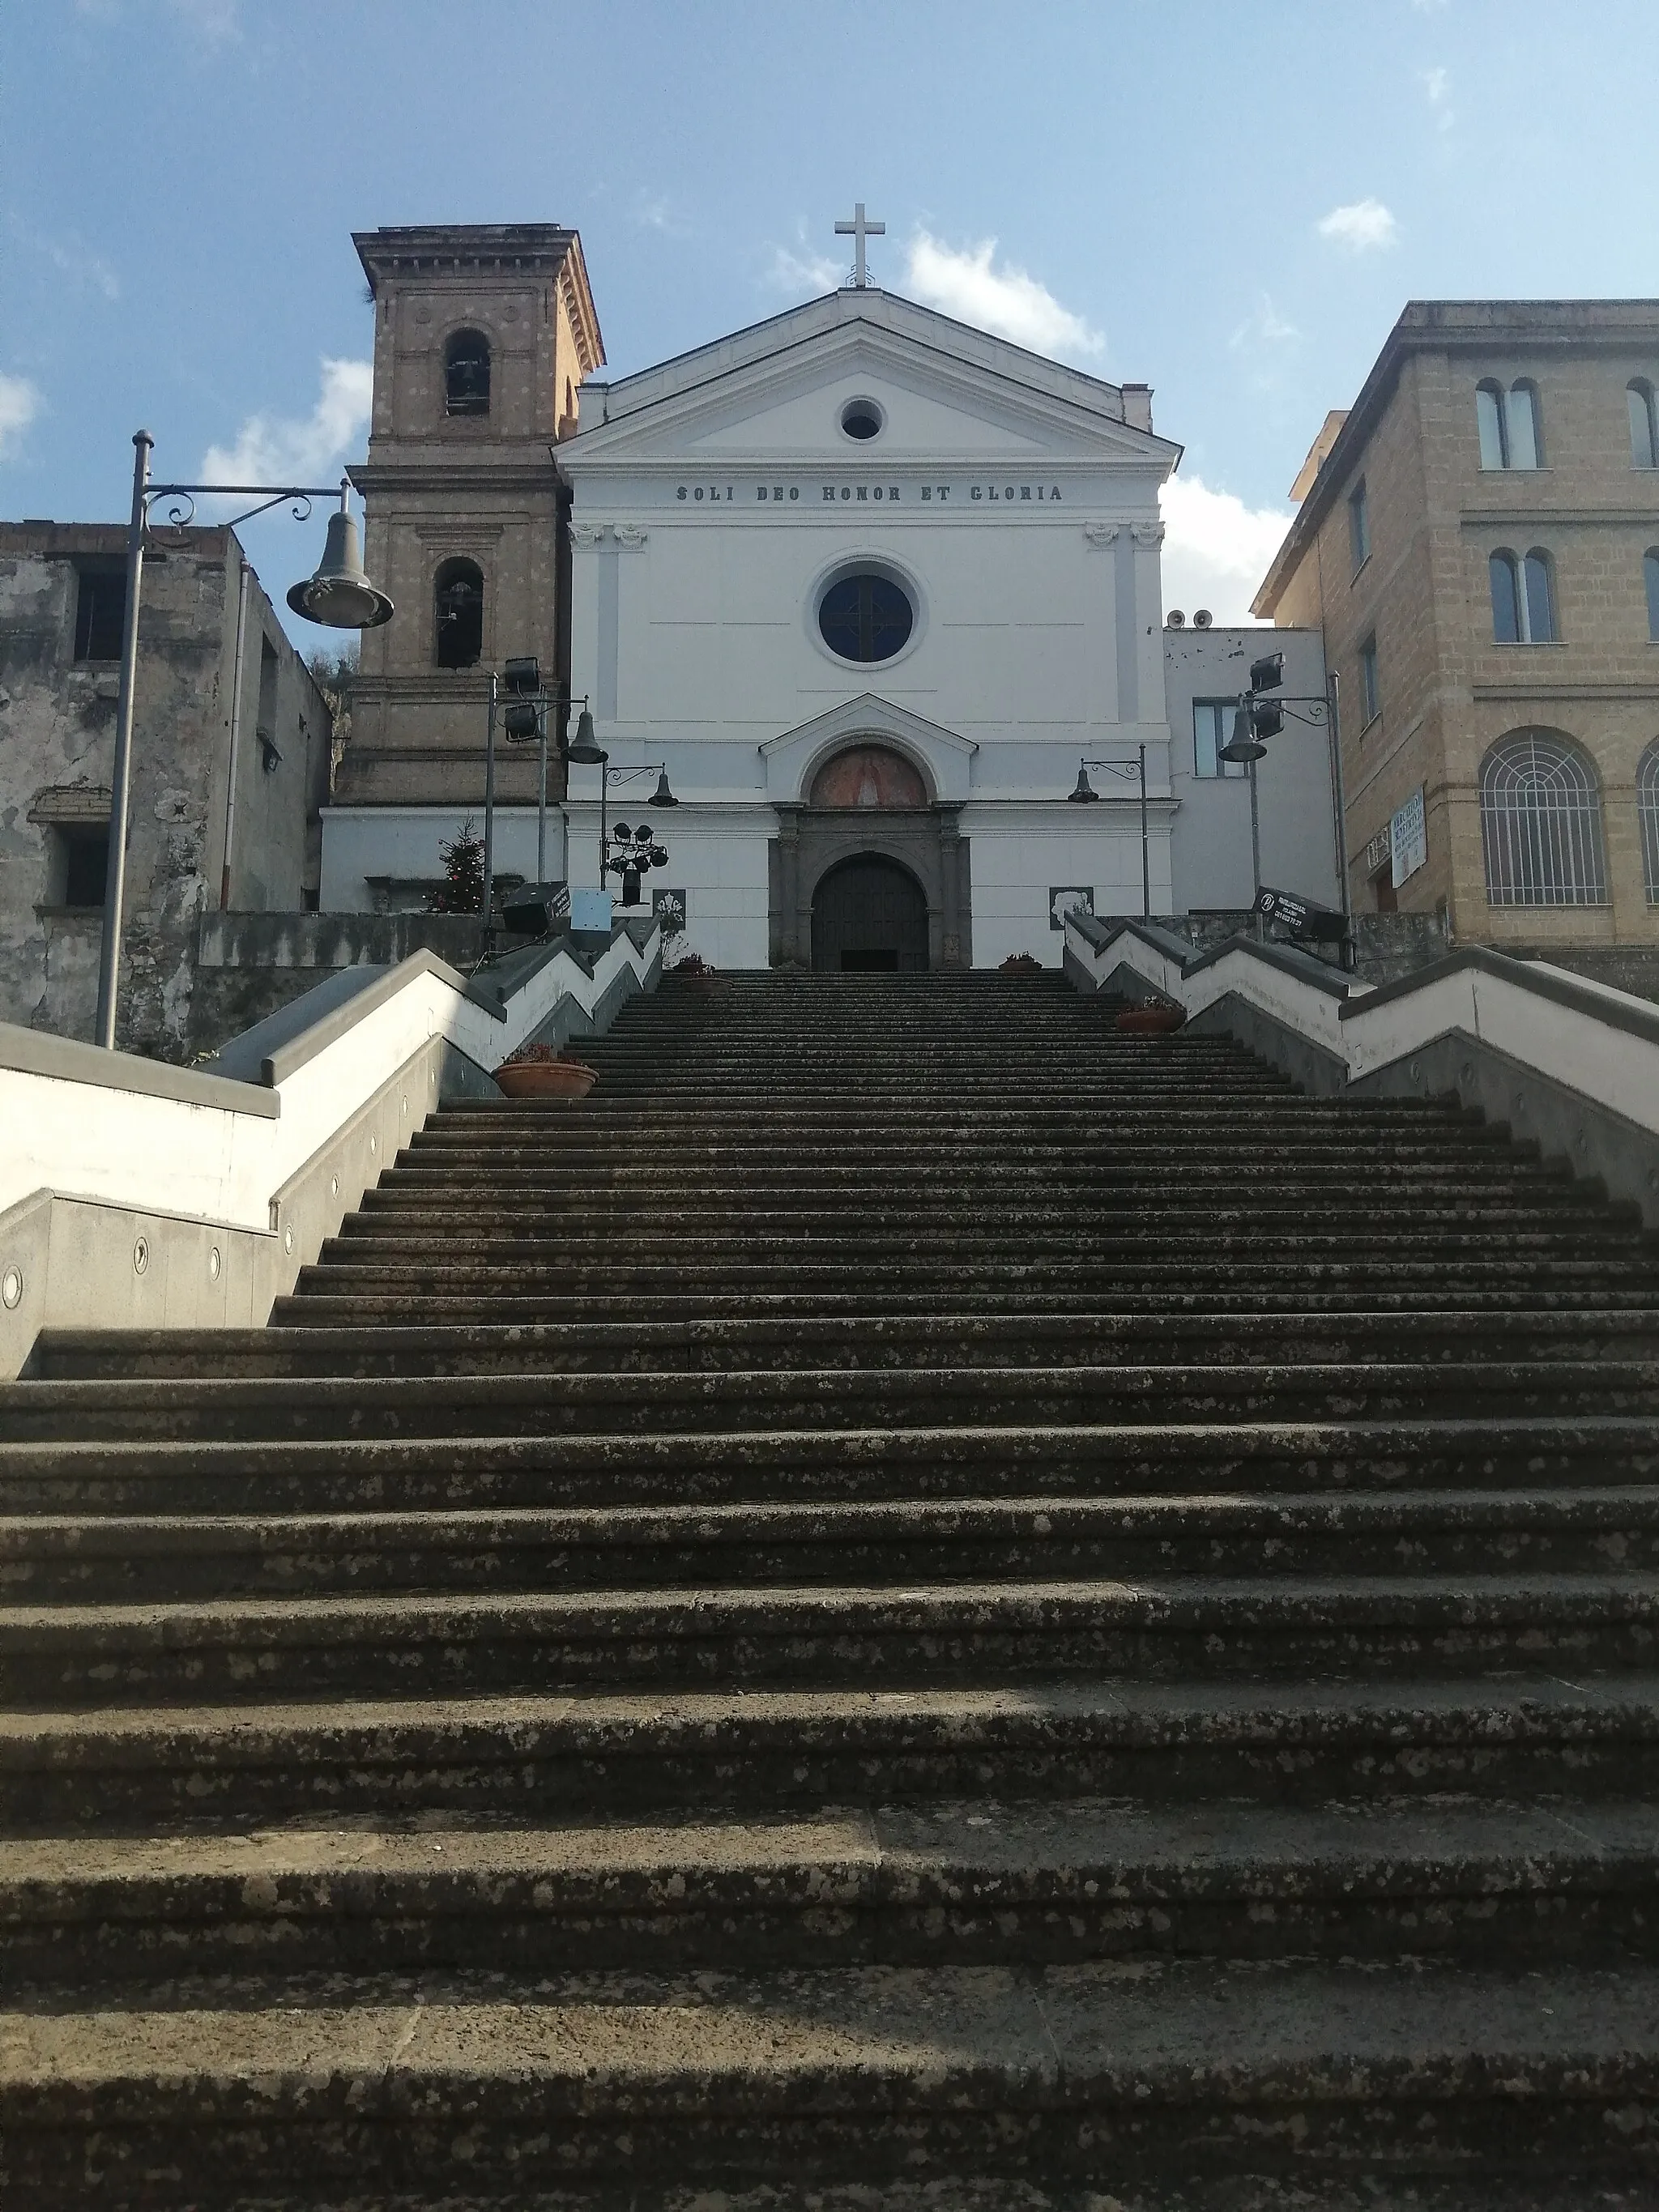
[334,224,604,867]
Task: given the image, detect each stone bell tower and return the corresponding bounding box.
[329,225,604,897]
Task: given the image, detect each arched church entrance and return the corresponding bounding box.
[812,855,930,971]
[770,739,972,970]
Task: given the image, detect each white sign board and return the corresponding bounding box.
[1390,786,1427,890]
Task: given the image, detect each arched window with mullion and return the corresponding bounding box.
[1629,381,1658,471]
[1476,378,1542,470]
[1490,547,1557,642]
[1640,741,1659,904]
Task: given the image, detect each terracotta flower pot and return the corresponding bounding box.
[1115,1004,1184,1037]
[494,1059,598,1099]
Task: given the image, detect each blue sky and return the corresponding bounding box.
[3,0,1656,631]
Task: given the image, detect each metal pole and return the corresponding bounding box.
[599,761,608,889]
[1247,747,1264,940]
[95,431,153,1049]
[535,704,548,885]
[480,671,497,940]
[1326,671,1353,963]
[1138,743,1150,921]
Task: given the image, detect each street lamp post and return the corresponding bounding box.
[96,431,392,1049]
[1068,746,1152,920]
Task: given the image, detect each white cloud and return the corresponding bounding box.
[902,231,1104,361]
[167,0,241,45]
[8,215,119,300]
[633,192,690,239]
[1317,198,1400,253]
[1159,473,1294,625]
[201,357,372,492]
[1230,293,1299,352]
[0,373,41,461]
[1423,65,1454,129]
[767,239,844,296]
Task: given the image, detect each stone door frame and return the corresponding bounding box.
[770,803,971,970]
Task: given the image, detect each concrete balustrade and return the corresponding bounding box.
[0,918,660,1377]
[1065,910,1659,1226]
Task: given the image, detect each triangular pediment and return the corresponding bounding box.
[564,291,1179,472]
[761,693,977,804]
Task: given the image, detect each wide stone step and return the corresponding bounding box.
[8,1673,1659,1833]
[38,1307,1659,1379]
[294,1255,1659,1302]
[6,1796,1656,1988]
[8,1571,1659,1707]
[11,1416,1650,1518]
[8,1486,1657,1605]
[375,1160,1577,1195]
[275,1291,1659,1333]
[331,1212,1618,1247]
[8,1361,1657,1445]
[3,1957,1658,2204]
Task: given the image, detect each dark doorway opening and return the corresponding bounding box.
[811,854,928,972]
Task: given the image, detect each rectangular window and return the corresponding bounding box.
[1359,636,1380,725]
[1646,551,1659,641]
[1193,700,1246,779]
[73,570,126,662]
[58,827,109,909]
[1348,479,1370,570]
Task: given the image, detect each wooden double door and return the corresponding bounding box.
[810,855,930,972]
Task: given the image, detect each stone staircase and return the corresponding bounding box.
[3,969,1659,2210]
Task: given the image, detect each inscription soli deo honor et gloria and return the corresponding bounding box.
[675,481,1065,505]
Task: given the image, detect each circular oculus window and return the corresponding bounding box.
[817,572,915,663]
[839,398,884,441]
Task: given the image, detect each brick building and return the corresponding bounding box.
[0,523,332,1056]
[1253,301,1659,950]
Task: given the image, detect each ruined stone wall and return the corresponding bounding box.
[0,524,331,1059]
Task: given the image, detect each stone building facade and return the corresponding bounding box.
[1254,300,1659,948]
[0,522,331,1056]
[322,224,604,911]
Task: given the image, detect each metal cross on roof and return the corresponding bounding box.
[834,202,885,288]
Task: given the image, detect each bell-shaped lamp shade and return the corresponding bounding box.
[286,504,394,630]
[566,706,605,765]
[1068,763,1098,803]
[1219,705,1266,764]
[652,769,678,807]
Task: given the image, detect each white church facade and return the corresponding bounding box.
[320,222,1338,963]
[560,286,1182,970]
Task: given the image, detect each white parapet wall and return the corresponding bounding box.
[1064,912,1659,1227]
[0,923,659,1378]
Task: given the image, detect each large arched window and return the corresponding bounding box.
[1629,381,1658,471]
[1476,377,1542,470]
[1480,731,1607,907]
[1640,742,1659,904]
[444,329,491,416]
[433,558,484,667]
[1490,548,1557,643]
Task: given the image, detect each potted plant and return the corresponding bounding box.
[493,1040,598,1099]
[670,950,719,996]
[1116,999,1185,1036]
[1000,953,1044,975]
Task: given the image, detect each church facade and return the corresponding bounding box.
[320,220,1341,965]
[560,287,1181,970]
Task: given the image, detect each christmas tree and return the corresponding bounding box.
[428,818,484,913]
